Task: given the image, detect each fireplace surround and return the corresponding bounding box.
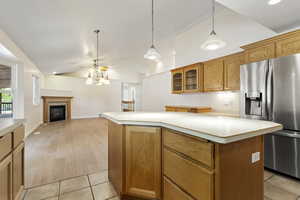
[42,96,73,123]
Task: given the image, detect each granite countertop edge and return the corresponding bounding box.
[0,119,25,137]
[101,112,283,144]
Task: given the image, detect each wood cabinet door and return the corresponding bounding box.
[0,155,13,200]
[203,59,224,92]
[13,143,24,200]
[183,65,199,93]
[125,126,161,199]
[224,53,244,91]
[108,121,124,196]
[245,43,275,63]
[276,34,300,57]
[171,69,184,94]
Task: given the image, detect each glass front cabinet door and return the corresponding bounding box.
[184,64,202,93]
[171,69,184,94]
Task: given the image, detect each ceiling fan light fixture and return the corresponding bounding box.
[103,79,110,85]
[86,30,110,85]
[86,72,93,85]
[201,31,226,51]
[86,77,93,85]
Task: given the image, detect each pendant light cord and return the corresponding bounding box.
[152,0,154,46]
[212,0,215,34]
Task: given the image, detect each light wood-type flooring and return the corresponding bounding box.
[25,118,108,188]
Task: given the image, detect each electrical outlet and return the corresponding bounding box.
[251,152,260,163]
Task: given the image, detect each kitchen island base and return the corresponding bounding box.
[108,120,265,200]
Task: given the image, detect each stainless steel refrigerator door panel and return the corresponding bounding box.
[264,131,300,179]
[273,54,300,131]
[240,60,269,119]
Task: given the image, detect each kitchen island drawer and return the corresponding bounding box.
[163,177,193,200]
[0,133,12,161]
[163,148,214,200]
[163,128,214,168]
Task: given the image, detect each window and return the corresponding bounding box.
[0,65,13,118]
[32,75,40,105]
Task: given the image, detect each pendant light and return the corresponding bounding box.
[144,0,161,61]
[201,0,226,51]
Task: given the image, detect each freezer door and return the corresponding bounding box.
[265,130,300,178]
[273,54,300,131]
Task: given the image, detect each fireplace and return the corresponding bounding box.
[49,105,66,122]
[42,96,73,123]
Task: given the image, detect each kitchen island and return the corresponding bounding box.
[102,112,282,200]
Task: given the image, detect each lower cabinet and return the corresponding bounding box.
[0,124,25,200]
[163,148,214,200]
[0,154,13,200]
[13,143,24,200]
[163,177,193,200]
[108,123,264,200]
[125,126,161,199]
[108,121,124,196]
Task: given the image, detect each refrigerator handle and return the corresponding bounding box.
[273,130,300,139]
[266,60,274,121]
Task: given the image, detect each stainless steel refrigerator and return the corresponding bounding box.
[240,54,300,179]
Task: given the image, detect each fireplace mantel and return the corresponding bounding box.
[42,96,73,123]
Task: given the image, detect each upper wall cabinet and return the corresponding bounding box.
[243,43,275,63]
[276,33,300,57]
[183,65,198,93]
[224,53,245,91]
[183,64,203,93]
[242,29,300,62]
[170,29,300,94]
[203,59,224,92]
[171,68,184,94]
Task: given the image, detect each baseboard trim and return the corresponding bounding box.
[25,122,43,138]
[72,115,100,119]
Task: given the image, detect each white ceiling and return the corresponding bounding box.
[217,0,300,32]
[0,0,299,76]
[0,0,223,74]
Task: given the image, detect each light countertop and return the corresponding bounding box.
[0,118,25,137]
[102,112,282,144]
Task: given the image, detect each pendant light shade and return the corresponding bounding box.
[201,0,226,51]
[144,0,161,61]
[144,45,161,60]
[201,31,226,51]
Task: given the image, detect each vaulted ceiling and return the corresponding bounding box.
[0,0,220,74]
[217,0,300,32]
[0,0,298,75]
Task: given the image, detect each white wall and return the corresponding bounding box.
[44,75,122,119]
[141,9,276,114]
[0,29,44,136]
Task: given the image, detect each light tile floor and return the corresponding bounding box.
[23,170,119,200]
[264,170,300,200]
[23,169,300,200]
